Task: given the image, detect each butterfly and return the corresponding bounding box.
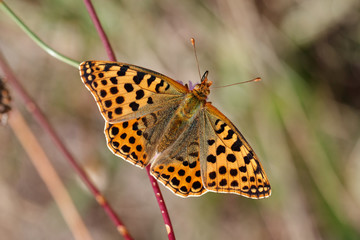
[79,61,271,199]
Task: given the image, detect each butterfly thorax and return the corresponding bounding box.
[157,91,205,153]
[157,76,212,153]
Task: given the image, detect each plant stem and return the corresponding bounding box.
[8,108,93,240]
[0,1,79,68]
[0,3,135,237]
[82,0,116,61]
[146,165,176,240]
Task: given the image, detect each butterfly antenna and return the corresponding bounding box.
[213,77,262,88]
[191,38,202,81]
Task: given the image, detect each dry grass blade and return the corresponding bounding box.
[8,108,93,240]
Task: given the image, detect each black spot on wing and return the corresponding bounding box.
[142,117,148,127]
[209,172,216,179]
[231,138,242,152]
[120,133,127,139]
[239,166,247,173]
[104,100,112,108]
[135,90,145,100]
[189,161,197,169]
[116,65,129,76]
[226,154,236,163]
[178,169,185,176]
[110,77,118,84]
[219,166,226,174]
[115,107,122,114]
[219,179,227,186]
[244,153,252,164]
[192,181,201,190]
[231,180,239,187]
[216,145,226,155]
[254,160,262,174]
[207,154,216,163]
[189,152,199,157]
[129,102,139,111]
[124,84,134,92]
[147,97,153,104]
[230,169,238,176]
[110,87,118,94]
[116,96,124,104]
[103,63,120,72]
[171,177,180,186]
[165,83,170,91]
[121,145,130,153]
[155,80,164,93]
[111,126,119,135]
[224,129,235,140]
[147,75,156,87]
[100,90,107,98]
[215,123,226,134]
[133,72,145,84]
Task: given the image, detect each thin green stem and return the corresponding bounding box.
[0,1,79,68]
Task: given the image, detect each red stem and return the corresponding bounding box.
[83,0,116,61]
[0,51,132,240]
[146,166,176,240]
[82,0,176,239]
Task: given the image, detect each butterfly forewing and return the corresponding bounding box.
[200,103,271,199]
[80,61,188,123]
[80,61,187,167]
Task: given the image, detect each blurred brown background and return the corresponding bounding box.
[1,0,360,239]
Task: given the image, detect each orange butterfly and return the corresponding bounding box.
[80,61,271,199]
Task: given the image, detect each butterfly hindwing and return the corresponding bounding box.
[151,115,207,197]
[80,61,188,123]
[200,103,271,199]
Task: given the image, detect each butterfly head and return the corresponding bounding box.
[192,71,212,100]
